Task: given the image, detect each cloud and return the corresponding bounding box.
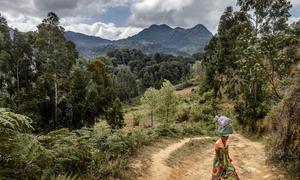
[65,22,142,40]
[291,0,300,6]
[1,12,41,32]
[128,0,236,34]
[0,0,134,39]
[289,16,300,24]
[0,0,130,18]
[1,0,299,39]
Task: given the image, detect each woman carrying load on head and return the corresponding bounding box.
[212,116,239,180]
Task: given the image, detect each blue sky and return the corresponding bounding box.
[95,6,131,26]
[291,5,300,17]
[1,0,299,40]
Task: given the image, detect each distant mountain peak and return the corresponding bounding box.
[148,24,172,30]
[189,24,211,33]
[191,24,206,29]
[65,24,213,58]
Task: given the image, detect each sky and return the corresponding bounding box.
[0,0,299,40]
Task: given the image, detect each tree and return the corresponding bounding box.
[156,80,178,123]
[201,1,296,131]
[85,59,115,127]
[203,6,253,98]
[141,87,160,126]
[202,3,290,131]
[0,14,11,94]
[33,12,78,129]
[70,58,122,129]
[237,0,292,36]
[105,98,125,129]
[69,67,89,129]
[260,32,295,99]
[114,65,138,101]
[0,15,35,113]
[191,61,203,78]
[7,30,34,111]
[0,13,11,50]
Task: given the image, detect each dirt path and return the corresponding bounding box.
[137,134,286,180]
[175,86,196,96]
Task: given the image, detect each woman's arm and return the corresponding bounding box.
[227,146,232,162]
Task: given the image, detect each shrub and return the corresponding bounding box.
[0,107,211,179]
[132,112,143,127]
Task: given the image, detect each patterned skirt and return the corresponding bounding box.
[212,161,239,180]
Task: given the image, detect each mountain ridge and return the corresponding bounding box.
[64,24,213,58]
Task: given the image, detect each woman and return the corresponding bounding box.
[212,116,239,180]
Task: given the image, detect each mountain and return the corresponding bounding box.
[65,24,213,58]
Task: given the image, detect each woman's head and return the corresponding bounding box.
[221,135,229,141]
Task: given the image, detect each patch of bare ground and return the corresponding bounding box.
[175,86,197,96]
[133,134,287,180]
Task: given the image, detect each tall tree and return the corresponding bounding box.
[85,59,115,127]
[0,14,11,93]
[113,65,138,101]
[237,0,292,35]
[33,12,78,128]
[141,87,160,126]
[8,30,34,111]
[156,80,178,123]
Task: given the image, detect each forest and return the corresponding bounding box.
[0,0,300,179]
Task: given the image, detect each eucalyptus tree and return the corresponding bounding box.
[33,12,78,128]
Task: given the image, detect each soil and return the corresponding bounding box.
[134,134,286,180]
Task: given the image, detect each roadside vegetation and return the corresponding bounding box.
[1,0,300,179]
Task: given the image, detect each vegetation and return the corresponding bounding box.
[198,0,300,178]
[0,12,122,131]
[202,0,299,132]
[107,49,194,91]
[0,107,211,179]
[264,64,300,178]
[1,0,299,179]
[0,11,217,179]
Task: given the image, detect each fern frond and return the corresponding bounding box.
[0,108,33,133]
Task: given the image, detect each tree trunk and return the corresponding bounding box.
[151,111,153,127]
[270,62,282,99]
[54,73,58,129]
[166,107,169,123]
[16,58,20,111]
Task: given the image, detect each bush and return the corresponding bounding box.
[132,112,143,127]
[265,133,300,179]
[0,108,211,179]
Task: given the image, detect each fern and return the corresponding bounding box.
[0,108,33,133]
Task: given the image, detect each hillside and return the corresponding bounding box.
[64,24,213,58]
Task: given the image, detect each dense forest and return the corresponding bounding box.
[0,12,195,132]
[0,0,300,179]
[0,11,201,179]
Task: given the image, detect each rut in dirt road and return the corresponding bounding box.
[137,134,286,180]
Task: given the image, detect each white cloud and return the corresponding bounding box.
[128,0,236,34]
[2,12,41,32]
[289,16,300,24]
[65,22,142,40]
[1,0,299,39]
[291,0,300,6]
[0,0,135,40]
